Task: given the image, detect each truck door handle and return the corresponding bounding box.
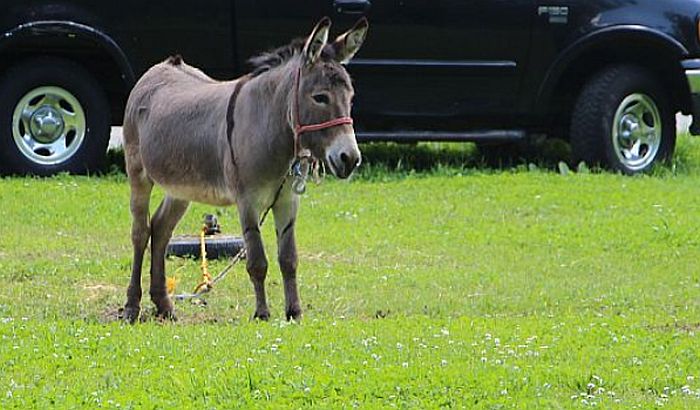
[334,0,371,14]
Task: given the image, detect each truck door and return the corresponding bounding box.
[102,0,235,78]
[235,0,534,127]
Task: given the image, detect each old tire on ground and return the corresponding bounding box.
[570,65,675,174]
[0,57,111,175]
[167,235,245,260]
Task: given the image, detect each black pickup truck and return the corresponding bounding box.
[1,1,700,175]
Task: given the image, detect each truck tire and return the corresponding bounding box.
[570,65,675,174]
[0,57,110,175]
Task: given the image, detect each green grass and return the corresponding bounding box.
[3,137,700,407]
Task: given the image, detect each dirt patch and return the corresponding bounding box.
[100,305,173,324]
[101,306,127,323]
[649,322,700,333]
[82,283,119,302]
[100,303,243,325]
[300,250,353,263]
[671,322,700,333]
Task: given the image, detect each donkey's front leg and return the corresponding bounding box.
[239,203,270,320]
[273,190,301,320]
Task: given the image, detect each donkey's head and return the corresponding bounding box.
[294,18,368,179]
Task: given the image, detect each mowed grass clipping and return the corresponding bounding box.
[2,137,700,407]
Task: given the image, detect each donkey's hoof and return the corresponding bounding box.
[153,297,176,321]
[156,310,177,322]
[285,305,302,321]
[253,309,270,321]
[122,306,141,324]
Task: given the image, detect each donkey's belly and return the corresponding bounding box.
[160,182,236,207]
[139,127,237,206]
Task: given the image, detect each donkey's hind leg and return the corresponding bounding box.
[124,172,154,323]
[149,195,189,319]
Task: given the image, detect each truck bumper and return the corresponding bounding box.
[683,59,700,135]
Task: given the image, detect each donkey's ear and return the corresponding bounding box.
[331,17,369,64]
[302,17,332,65]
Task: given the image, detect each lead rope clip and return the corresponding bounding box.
[291,155,312,195]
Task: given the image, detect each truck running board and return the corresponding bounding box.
[356,130,525,143]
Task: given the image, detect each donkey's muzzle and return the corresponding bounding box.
[329,149,361,179]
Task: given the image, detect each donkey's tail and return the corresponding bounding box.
[121,115,140,172]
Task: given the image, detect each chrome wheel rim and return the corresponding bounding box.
[12,86,86,165]
[611,93,662,171]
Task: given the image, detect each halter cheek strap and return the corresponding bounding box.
[292,65,354,159]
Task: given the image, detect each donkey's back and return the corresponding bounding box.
[123,56,239,206]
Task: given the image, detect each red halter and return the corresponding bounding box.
[292,64,354,158]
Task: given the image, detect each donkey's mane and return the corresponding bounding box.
[247,38,342,78]
[247,38,306,77]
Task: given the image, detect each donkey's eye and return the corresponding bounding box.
[312,93,330,105]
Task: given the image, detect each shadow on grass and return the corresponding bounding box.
[658,133,700,176]
[105,134,700,179]
[356,138,571,179]
[105,148,127,175]
[105,138,573,180]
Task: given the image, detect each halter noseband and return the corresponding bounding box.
[292,64,353,159]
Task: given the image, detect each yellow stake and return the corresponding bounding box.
[193,226,213,293]
[166,276,178,295]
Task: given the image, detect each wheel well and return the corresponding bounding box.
[0,37,130,124]
[545,39,689,137]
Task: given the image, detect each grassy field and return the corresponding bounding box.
[3,137,700,408]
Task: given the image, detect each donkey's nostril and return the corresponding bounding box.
[335,151,358,178]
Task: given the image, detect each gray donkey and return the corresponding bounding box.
[122,18,368,323]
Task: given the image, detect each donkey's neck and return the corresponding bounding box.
[248,59,299,164]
